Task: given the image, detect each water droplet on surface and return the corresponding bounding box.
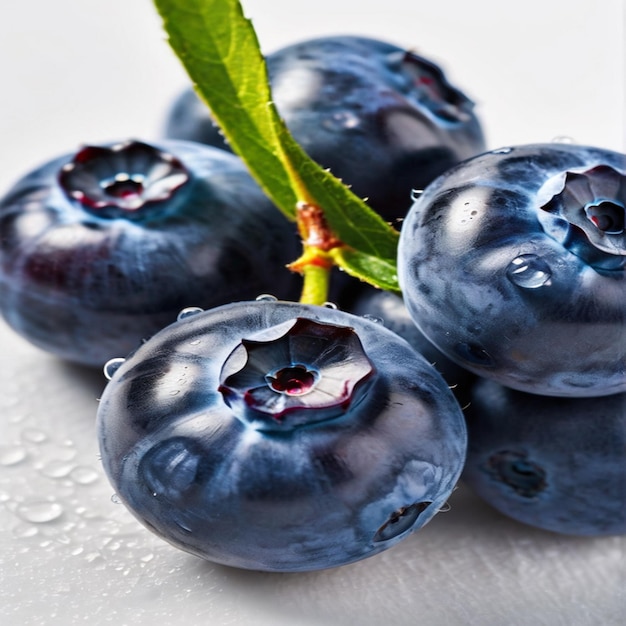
[506,254,552,288]
[492,147,513,154]
[103,357,126,380]
[255,294,278,302]
[0,445,27,466]
[17,500,64,524]
[21,428,48,444]
[323,302,338,309]
[110,493,121,504]
[177,306,204,320]
[13,524,39,538]
[551,135,575,144]
[40,460,75,478]
[70,466,100,485]
[410,189,424,201]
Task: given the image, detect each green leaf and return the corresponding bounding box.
[153,0,400,291]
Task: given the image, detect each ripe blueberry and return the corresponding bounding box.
[96,299,467,572]
[164,35,486,223]
[462,376,626,536]
[0,139,299,366]
[398,143,626,397]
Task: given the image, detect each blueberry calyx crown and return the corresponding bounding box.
[219,317,376,432]
[389,50,475,125]
[59,140,189,217]
[540,164,626,271]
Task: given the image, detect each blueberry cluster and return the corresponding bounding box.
[1,33,624,572]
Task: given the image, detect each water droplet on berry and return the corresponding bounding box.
[177,306,204,320]
[491,147,513,154]
[551,135,575,144]
[17,500,64,524]
[322,111,361,131]
[361,314,385,325]
[103,358,126,380]
[323,302,338,309]
[255,294,278,302]
[111,493,121,504]
[506,254,552,288]
[410,189,424,201]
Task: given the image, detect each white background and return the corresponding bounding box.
[0,1,624,625]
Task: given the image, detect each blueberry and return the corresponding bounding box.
[0,139,300,366]
[462,376,626,536]
[348,288,475,401]
[164,35,486,223]
[96,299,467,572]
[398,143,626,397]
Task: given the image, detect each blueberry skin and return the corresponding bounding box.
[164,35,486,223]
[398,143,626,397]
[96,300,467,572]
[349,288,475,397]
[462,377,626,536]
[0,140,299,366]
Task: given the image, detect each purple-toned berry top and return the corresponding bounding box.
[539,164,625,270]
[219,317,375,431]
[395,50,476,125]
[58,140,189,217]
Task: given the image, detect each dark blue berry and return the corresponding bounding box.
[0,139,300,366]
[164,35,486,223]
[398,143,626,397]
[463,377,626,536]
[97,299,467,572]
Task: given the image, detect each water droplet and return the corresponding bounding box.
[103,357,125,380]
[40,460,75,478]
[13,524,39,539]
[492,147,513,154]
[17,500,64,524]
[0,445,27,466]
[362,314,385,325]
[322,111,361,131]
[255,294,278,302]
[69,466,100,485]
[323,302,338,309]
[110,493,121,504]
[21,428,48,444]
[551,135,575,144]
[410,189,424,201]
[140,553,155,563]
[506,254,552,288]
[177,306,204,320]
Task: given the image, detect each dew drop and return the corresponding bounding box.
[0,445,28,466]
[13,524,39,539]
[492,147,513,154]
[323,301,338,309]
[506,254,552,288]
[177,306,204,320]
[255,294,278,302]
[17,500,64,524]
[410,189,424,201]
[551,135,575,144]
[110,493,122,504]
[103,357,126,380]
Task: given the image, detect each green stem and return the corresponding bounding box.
[299,260,332,305]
